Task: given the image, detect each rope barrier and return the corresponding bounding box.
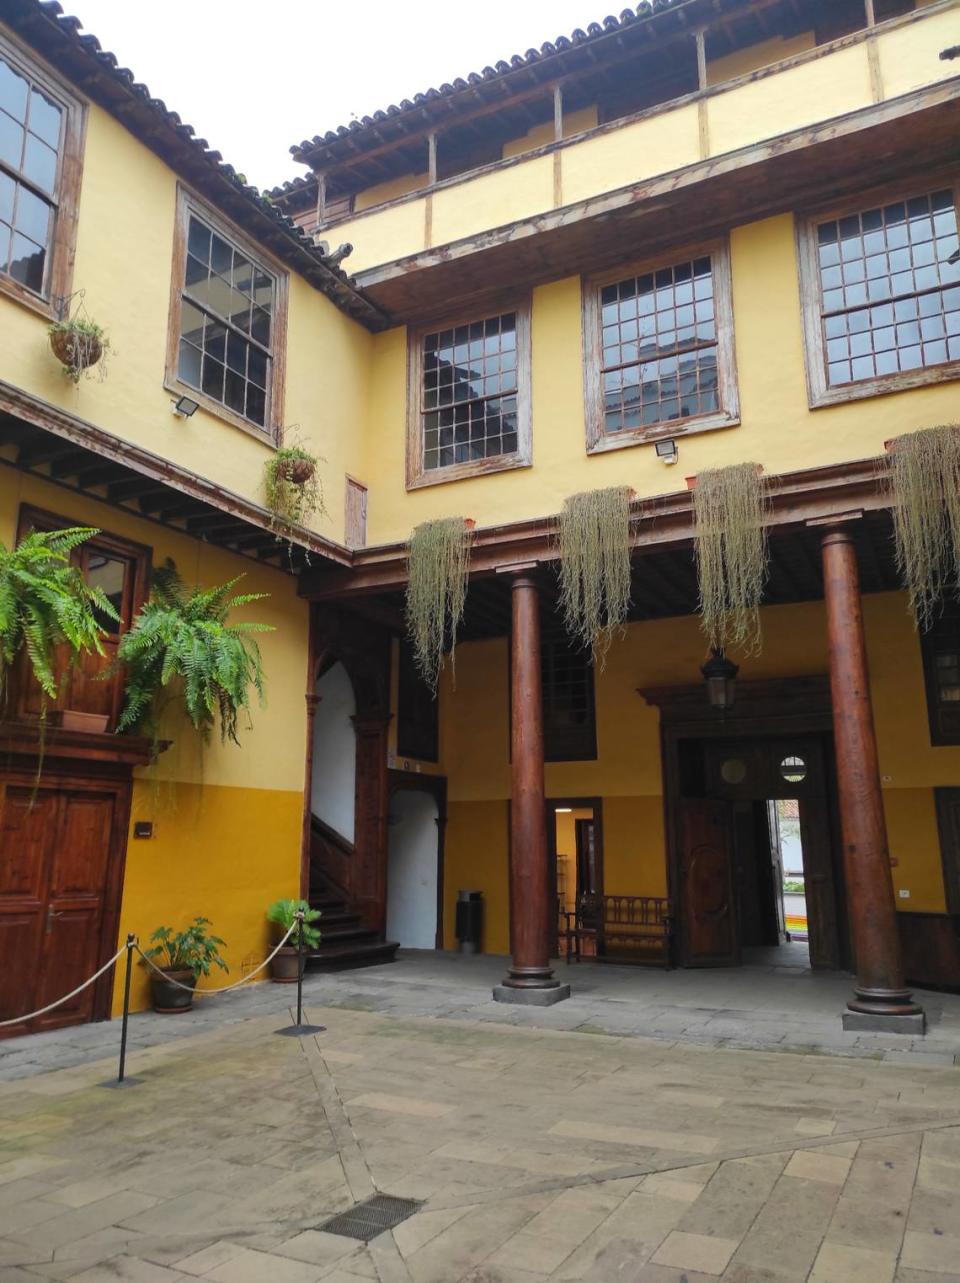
[0,943,127,1028]
[135,917,299,995]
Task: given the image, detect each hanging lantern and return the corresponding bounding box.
[701,647,739,710]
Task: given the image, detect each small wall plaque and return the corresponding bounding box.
[133,821,154,839]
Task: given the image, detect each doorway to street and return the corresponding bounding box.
[547,798,603,957]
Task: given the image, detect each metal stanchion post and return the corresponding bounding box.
[100,934,142,1088]
[276,910,325,1037]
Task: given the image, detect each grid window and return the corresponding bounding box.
[599,257,719,434]
[420,313,519,471]
[542,635,596,762]
[816,191,960,388]
[177,213,275,429]
[0,52,64,296]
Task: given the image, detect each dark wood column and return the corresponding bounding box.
[494,571,569,1005]
[820,525,924,1033]
[352,712,391,936]
[300,690,321,901]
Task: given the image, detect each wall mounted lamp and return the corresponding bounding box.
[654,438,679,466]
[171,394,200,418]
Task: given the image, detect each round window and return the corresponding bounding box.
[779,755,807,784]
[720,758,747,784]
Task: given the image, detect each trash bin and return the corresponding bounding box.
[455,890,483,954]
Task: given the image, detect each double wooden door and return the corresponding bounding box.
[0,776,127,1035]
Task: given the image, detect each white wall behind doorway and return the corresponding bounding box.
[387,789,439,949]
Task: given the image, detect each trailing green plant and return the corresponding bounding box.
[888,425,960,631]
[693,462,769,654]
[145,917,228,977]
[0,526,117,706]
[266,897,322,950]
[264,441,325,530]
[114,559,273,746]
[47,315,110,384]
[557,486,632,664]
[405,517,471,693]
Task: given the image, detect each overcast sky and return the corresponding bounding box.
[62,0,601,191]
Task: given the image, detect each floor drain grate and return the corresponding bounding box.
[319,1194,423,1242]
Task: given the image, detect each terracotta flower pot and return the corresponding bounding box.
[276,457,315,485]
[270,945,305,983]
[49,328,103,372]
[60,710,110,733]
[150,967,197,1013]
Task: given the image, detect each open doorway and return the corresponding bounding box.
[733,795,810,969]
[547,798,603,956]
[386,772,446,950]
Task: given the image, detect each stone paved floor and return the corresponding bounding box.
[2,948,959,1085]
[1,994,960,1282]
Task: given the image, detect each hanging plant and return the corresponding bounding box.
[693,462,768,654]
[0,526,117,707]
[264,441,325,530]
[888,424,960,630]
[405,517,471,693]
[556,486,632,664]
[48,315,110,384]
[115,560,273,746]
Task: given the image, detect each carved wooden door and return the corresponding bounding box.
[799,797,841,970]
[766,801,787,943]
[679,798,739,967]
[0,782,119,1034]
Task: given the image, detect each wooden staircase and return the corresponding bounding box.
[307,816,400,971]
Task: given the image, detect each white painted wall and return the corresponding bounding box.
[387,790,439,949]
[311,662,356,843]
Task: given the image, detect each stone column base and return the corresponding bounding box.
[493,983,571,1007]
[842,1009,926,1035]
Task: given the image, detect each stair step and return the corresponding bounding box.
[306,940,400,972]
[310,896,348,911]
[319,926,379,944]
[312,910,362,928]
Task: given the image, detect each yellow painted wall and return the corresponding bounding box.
[0,466,311,1012]
[356,171,430,212]
[502,106,599,159]
[706,32,814,86]
[363,210,960,547]
[0,98,371,546]
[438,591,956,953]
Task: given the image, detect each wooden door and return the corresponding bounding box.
[799,797,841,970]
[679,798,739,967]
[766,801,787,943]
[936,788,960,915]
[0,783,120,1034]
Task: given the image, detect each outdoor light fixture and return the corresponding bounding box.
[701,647,739,710]
[171,394,200,418]
[654,438,679,466]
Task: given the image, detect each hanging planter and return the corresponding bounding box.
[114,559,273,747]
[692,462,768,654]
[264,434,325,531]
[405,516,472,693]
[887,425,960,630]
[47,312,110,384]
[556,486,633,664]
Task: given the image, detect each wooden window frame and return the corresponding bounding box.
[0,29,85,319]
[582,238,740,455]
[796,173,960,410]
[406,298,532,490]
[344,474,368,549]
[165,185,289,443]
[396,636,440,764]
[542,633,597,763]
[14,505,151,731]
[919,606,960,747]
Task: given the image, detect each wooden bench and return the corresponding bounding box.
[563,894,673,969]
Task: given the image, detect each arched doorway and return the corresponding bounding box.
[387,789,440,948]
[311,660,356,842]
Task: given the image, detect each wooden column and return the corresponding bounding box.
[494,571,569,1005]
[821,525,924,1032]
[352,712,391,936]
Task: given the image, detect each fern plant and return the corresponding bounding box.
[0,526,117,705]
[115,560,273,745]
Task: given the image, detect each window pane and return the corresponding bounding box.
[22,134,56,192]
[210,233,231,276]
[202,354,224,401]
[0,110,24,169]
[9,232,44,291]
[0,60,28,122]
[246,383,266,426]
[14,184,49,243]
[85,553,126,633]
[178,338,202,388]
[0,171,13,225]
[180,299,204,347]
[187,217,211,264]
[28,88,61,147]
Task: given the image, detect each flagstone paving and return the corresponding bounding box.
[1,993,959,1282]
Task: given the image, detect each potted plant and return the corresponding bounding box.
[266,898,322,982]
[264,438,325,530]
[144,917,228,1012]
[0,526,117,712]
[48,315,110,383]
[114,560,272,747]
